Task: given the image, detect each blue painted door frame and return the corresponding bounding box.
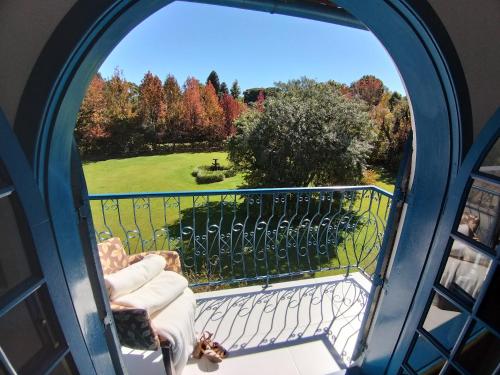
[388,108,500,374]
[0,109,96,374]
[11,1,473,373]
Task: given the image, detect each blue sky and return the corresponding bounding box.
[99,1,405,94]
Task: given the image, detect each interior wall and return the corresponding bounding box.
[428,0,500,138]
[0,0,76,126]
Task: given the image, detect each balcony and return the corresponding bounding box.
[89,186,392,373]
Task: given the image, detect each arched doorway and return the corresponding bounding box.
[11,1,472,373]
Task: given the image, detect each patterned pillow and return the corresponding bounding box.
[98,237,129,275]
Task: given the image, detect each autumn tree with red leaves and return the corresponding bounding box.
[220,93,246,136]
[182,77,207,141]
[75,73,109,155]
[350,75,385,106]
[255,90,265,112]
[138,71,165,145]
[163,74,184,142]
[201,81,224,140]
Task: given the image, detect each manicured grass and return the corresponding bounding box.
[371,166,396,193]
[84,153,396,286]
[83,152,244,194]
[84,152,396,194]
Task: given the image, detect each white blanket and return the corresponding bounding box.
[113,270,188,315]
[104,254,166,299]
[151,288,197,375]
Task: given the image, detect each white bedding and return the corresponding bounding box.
[104,254,166,299]
[152,288,197,374]
[113,270,188,315]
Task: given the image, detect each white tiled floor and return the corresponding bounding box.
[122,273,370,375]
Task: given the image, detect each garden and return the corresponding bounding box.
[80,71,405,287]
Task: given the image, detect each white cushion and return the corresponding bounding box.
[113,270,188,315]
[104,254,166,299]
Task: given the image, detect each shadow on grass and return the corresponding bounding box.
[373,166,397,187]
[161,194,373,288]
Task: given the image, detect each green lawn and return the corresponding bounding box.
[84,152,395,286]
[84,152,244,194]
[83,152,395,194]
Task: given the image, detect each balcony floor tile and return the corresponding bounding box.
[122,273,370,374]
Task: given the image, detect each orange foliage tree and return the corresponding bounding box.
[138,71,165,144]
[75,73,110,155]
[163,74,184,142]
[182,77,207,141]
[201,81,224,140]
[220,93,246,136]
[350,75,385,106]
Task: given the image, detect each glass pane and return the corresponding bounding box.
[456,321,500,375]
[0,286,65,374]
[477,267,499,332]
[49,355,77,375]
[407,334,445,374]
[444,366,461,374]
[422,294,468,351]
[0,194,42,298]
[460,179,500,248]
[0,161,10,188]
[439,240,491,304]
[479,137,500,178]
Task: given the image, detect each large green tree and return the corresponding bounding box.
[228,78,374,187]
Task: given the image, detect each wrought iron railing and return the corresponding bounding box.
[88,186,392,287]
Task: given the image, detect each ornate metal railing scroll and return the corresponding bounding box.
[88,186,392,287]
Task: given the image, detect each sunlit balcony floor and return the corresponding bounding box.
[122,273,371,375]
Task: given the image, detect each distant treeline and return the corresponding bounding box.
[76,69,410,169]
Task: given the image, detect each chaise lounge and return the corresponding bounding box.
[97,237,196,375]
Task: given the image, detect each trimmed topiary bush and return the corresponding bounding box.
[195,170,225,184]
[191,164,235,184]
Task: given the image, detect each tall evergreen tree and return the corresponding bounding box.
[220,81,229,96]
[206,70,220,96]
[230,80,241,99]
